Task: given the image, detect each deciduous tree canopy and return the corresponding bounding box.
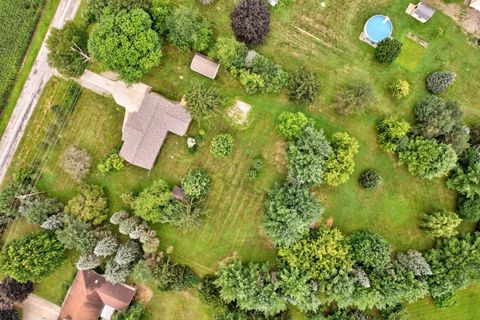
[230,0,270,45]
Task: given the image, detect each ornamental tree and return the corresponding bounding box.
[185,82,223,120]
[389,80,410,100]
[420,210,461,238]
[347,229,392,270]
[395,250,432,277]
[88,9,162,82]
[1,232,65,283]
[166,7,213,51]
[277,111,309,140]
[287,126,332,186]
[94,235,119,257]
[359,170,382,189]
[60,145,91,181]
[76,254,102,271]
[374,38,402,63]
[47,21,88,77]
[288,67,320,104]
[209,37,248,69]
[114,241,141,266]
[426,71,456,94]
[181,168,211,200]
[323,132,360,187]
[263,182,323,248]
[65,184,108,225]
[0,276,34,303]
[398,137,457,179]
[230,0,270,45]
[215,262,287,316]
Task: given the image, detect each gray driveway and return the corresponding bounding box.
[21,294,61,320]
[0,0,81,183]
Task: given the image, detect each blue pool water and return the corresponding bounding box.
[364,15,393,43]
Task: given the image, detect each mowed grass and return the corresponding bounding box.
[396,37,427,71]
[2,0,480,318]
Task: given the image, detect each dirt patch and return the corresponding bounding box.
[226,100,252,129]
[136,284,154,304]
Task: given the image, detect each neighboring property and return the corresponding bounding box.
[406,2,436,23]
[190,53,220,79]
[471,0,480,11]
[79,71,192,170]
[58,270,136,320]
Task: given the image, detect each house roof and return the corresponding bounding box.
[190,53,220,79]
[120,93,191,170]
[58,270,136,320]
[414,2,435,20]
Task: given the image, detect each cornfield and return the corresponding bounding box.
[0,0,46,112]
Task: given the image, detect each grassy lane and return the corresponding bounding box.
[0,0,61,136]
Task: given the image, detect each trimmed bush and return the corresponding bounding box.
[374,38,402,63]
[426,71,456,94]
[389,80,409,100]
[359,170,382,189]
[210,134,234,158]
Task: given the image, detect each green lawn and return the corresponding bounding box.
[396,37,427,71]
[2,0,480,319]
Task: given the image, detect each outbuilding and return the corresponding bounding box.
[190,53,220,79]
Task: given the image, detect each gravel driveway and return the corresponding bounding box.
[21,295,61,320]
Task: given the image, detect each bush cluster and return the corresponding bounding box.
[210,134,234,158]
[97,150,124,174]
[246,157,265,181]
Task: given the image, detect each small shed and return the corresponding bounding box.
[410,2,435,23]
[190,53,220,79]
[172,186,185,201]
[471,0,480,11]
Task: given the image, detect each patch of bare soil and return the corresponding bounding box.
[136,284,154,304]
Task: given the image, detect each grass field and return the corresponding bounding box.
[2,0,480,319]
[396,37,427,71]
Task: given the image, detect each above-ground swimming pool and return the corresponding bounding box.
[364,15,393,43]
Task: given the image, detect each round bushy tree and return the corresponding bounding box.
[65,184,108,225]
[76,254,102,270]
[94,236,119,257]
[277,111,309,140]
[288,68,320,104]
[88,9,162,82]
[231,0,270,45]
[185,82,223,120]
[347,229,392,269]
[359,170,382,189]
[458,196,480,221]
[181,168,211,200]
[166,7,213,51]
[104,259,131,284]
[210,134,234,158]
[114,241,141,266]
[374,38,402,63]
[1,232,65,283]
[55,216,96,253]
[323,132,360,187]
[389,80,409,100]
[426,71,456,94]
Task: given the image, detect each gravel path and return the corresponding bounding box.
[20,294,61,320]
[0,0,81,183]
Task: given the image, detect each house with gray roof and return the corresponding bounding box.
[407,2,435,23]
[190,53,220,79]
[79,71,192,170]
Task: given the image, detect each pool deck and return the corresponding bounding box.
[359,32,378,47]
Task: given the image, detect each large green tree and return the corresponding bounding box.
[55,216,96,253]
[166,7,213,51]
[287,126,332,186]
[398,136,457,179]
[215,262,287,316]
[347,229,392,270]
[1,232,65,283]
[131,179,177,223]
[263,182,323,248]
[420,210,461,238]
[447,146,480,198]
[88,9,161,82]
[65,184,108,225]
[47,21,88,77]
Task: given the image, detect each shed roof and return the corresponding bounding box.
[58,270,136,320]
[120,93,191,170]
[190,53,220,79]
[414,2,435,20]
[471,0,480,10]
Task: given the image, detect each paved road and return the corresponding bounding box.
[20,294,61,320]
[0,0,81,183]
